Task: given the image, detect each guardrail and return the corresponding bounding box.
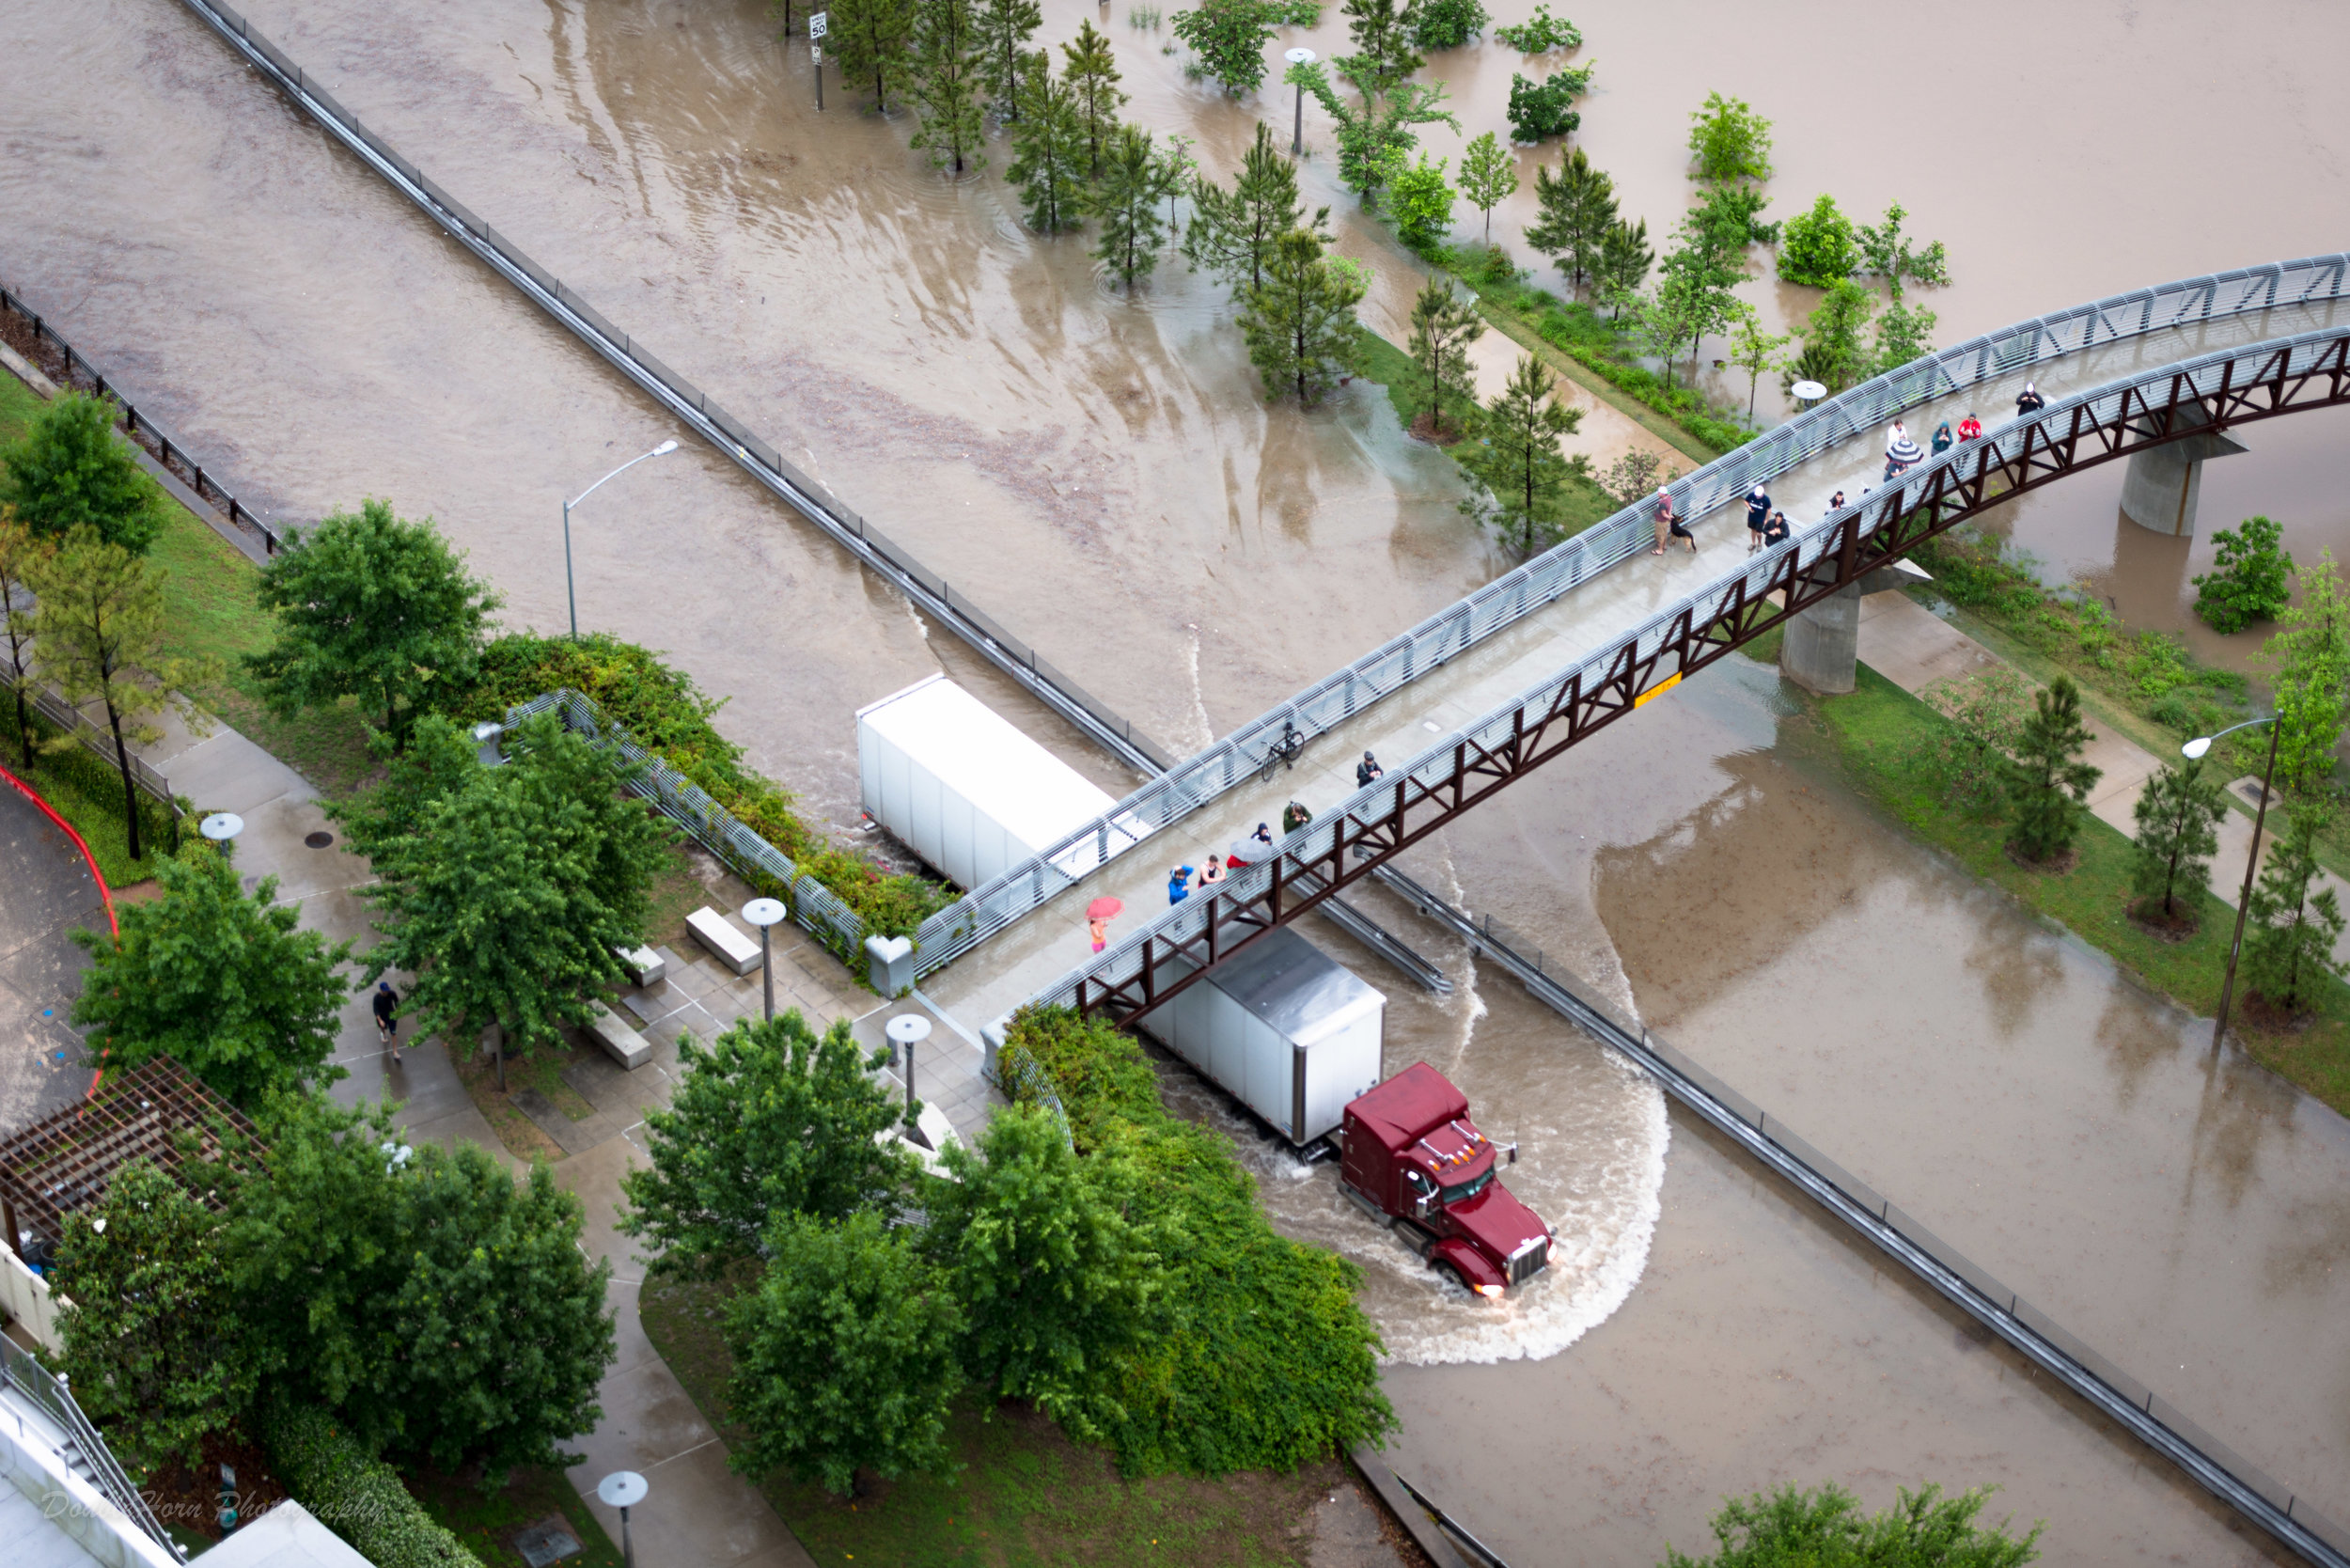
[0,286,282,557]
[0,1336,185,1560]
[170,0,1171,779]
[900,256,2349,977]
[1371,864,2350,1568]
[0,652,183,830]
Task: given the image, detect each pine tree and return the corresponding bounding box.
[2243,806,2349,1015]
[1339,0,1424,106]
[1523,146,1615,294]
[974,0,1041,117]
[1240,227,1367,404]
[2130,758,2225,921]
[2261,550,2350,795]
[1061,20,1127,179]
[1085,124,1169,290]
[831,0,916,110]
[1407,275,1481,439]
[1186,123,1317,295]
[2001,675,2102,864]
[1006,55,1088,232]
[1591,216,1652,316]
[909,0,986,172]
[1456,130,1517,243]
[1457,353,1583,555]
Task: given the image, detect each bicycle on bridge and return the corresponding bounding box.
[1258,719,1307,782]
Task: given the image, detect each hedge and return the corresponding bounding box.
[262,1403,484,1568]
[999,1006,1395,1475]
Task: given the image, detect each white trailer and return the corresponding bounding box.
[857,675,1148,892]
[1138,927,1386,1148]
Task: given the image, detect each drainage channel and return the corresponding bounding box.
[170,0,1175,779]
[1371,863,2350,1568]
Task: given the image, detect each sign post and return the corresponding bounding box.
[809,12,828,111]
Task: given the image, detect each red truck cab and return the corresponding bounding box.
[1337,1062,1552,1297]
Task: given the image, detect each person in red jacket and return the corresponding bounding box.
[1956,413,1983,442]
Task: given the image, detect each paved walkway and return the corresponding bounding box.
[1855,590,2350,964]
[0,774,103,1137]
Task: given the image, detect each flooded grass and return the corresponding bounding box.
[639,1270,1343,1567]
[1805,662,2350,1117]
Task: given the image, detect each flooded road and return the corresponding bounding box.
[6,0,2350,1560]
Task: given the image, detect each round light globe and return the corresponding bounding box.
[652,439,680,455]
[2182,737,2212,760]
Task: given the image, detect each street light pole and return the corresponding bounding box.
[564,440,680,639]
[2185,715,2282,1049]
[1284,48,1316,155]
[742,898,786,1021]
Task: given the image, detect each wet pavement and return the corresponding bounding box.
[0,772,104,1137]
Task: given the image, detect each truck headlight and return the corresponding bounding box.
[1473,1283,1505,1299]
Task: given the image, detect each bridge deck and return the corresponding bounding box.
[923,296,2350,1031]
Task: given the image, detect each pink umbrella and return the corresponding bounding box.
[1087,896,1125,919]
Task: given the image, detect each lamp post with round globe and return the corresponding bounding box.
[741,898,787,1021]
[564,441,680,639]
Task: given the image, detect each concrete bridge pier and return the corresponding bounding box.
[1780,561,1933,696]
[2120,400,2248,536]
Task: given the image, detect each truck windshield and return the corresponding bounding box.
[1440,1168,1494,1205]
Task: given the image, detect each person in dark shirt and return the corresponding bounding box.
[371,980,402,1067]
[1356,751,1385,788]
[1745,485,1772,554]
[2015,382,2045,417]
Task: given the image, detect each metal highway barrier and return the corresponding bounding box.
[1366,863,2350,1568]
[171,0,1175,778]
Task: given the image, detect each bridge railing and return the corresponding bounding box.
[1031,320,2350,1014]
[912,255,2350,979]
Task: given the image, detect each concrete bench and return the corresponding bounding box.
[686,905,762,976]
[613,943,666,988]
[588,1002,653,1070]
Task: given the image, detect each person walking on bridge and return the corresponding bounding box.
[2015,381,2045,418]
[1745,485,1772,554]
[1884,421,1924,480]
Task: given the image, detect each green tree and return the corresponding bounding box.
[1061,19,1127,177]
[1491,3,1577,51]
[2130,758,2224,921]
[1875,299,1938,373]
[1172,0,1278,94]
[327,712,482,861]
[1185,121,1320,294]
[725,1210,962,1497]
[1505,68,1588,142]
[1006,56,1089,231]
[1386,150,1454,251]
[1290,59,1456,203]
[1240,227,1368,403]
[0,509,53,770]
[1663,1481,2041,1567]
[247,497,500,753]
[1458,354,1583,555]
[0,390,160,555]
[1790,277,1877,394]
[2001,675,2101,864]
[2243,805,2348,1015]
[1411,0,1486,49]
[27,527,214,861]
[1777,193,1859,286]
[973,0,1041,115]
[2261,550,2350,794]
[54,1163,257,1482]
[1686,90,1773,185]
[1084,124,1171,290]
[358,711,673,1066]
[1724,300,1791,418]
[1407,276,1482,438]
[1338,0,1424,106]
[1648,186,1763,384]
[1522,145,1615,293]
[71,852,352,1106]
[1591,215,1653,315]
[1628,274,1713,391]
[1455,130,1516,243]
[929,1103,1154,1435]
[830,0,916,109]
[620,1011,915,1278]
[2192,514,2295,635]
[908,0,986,172]
[1855,199,1950,303]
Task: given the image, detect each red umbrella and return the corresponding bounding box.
[1087,896,1125,919]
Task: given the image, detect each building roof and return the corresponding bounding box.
[0,1058,256,1250]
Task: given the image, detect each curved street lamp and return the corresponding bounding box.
[2184,713,2282,1049]
[564,440,680,639]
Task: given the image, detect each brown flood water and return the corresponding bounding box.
[4,0,2348,1560]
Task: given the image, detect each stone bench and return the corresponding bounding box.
[588,1002,653,1070]
[613,943,666,987]
[686,905,762,976]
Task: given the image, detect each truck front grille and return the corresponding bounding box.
[1510,1236,1550,1284]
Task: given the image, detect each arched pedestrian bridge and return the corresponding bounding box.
[913,255,2350,1028]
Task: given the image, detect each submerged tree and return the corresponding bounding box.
[1455,130,1516,243]
[1686,89,1773,185]
[2129,758,2225,923]
[1062,19,1128,178]
[829,0,916,110]
[1406,275,1481,439]
[1186,121,1323,295]
[1171,0,1278,94]
[2001,675,2101,865]
[1240,227,1368,403]
[1789,277,1877,395]
[1289,58,1457,204]
[1590,215,1653,315]
[1457,353,1583,556]
[1662,1481,2041,1567]
[973,0,1042,116]
[909,0,987,171]
[1006,55,1089,232]
[1523,145,1615,294]
[1338,0,1425,107]
[1084,124,1172,290]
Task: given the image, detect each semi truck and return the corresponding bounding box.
[1338,1062,1552,1298]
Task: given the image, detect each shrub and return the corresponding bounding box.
[264,1403,484,1568]
[1386,152,1456,253]
[2192,514,2294,634]
[1492,3,1578,51]
[1411,0,1487,48]
[1506,70,1585,142]
[1776,194,1858,287]
[999,1006,1394,1474]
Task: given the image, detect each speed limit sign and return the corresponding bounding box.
[808,10,828,38]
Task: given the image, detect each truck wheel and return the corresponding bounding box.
[1433,1262,1465,1294]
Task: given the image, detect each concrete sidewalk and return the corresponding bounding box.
[1854,589,2350,965]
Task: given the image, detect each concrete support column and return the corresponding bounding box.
[1780,582,1862,696]
[2119,408,2248,537]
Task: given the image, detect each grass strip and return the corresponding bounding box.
[406,1465,625,1568]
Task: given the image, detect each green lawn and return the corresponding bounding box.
[0,698,180,886]
[638,1272,1340,1567]
[1801,662,2350,1116]
[406,1465,625,1568]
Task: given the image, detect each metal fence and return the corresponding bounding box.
[0,285,282,557]
[901,256,2350,978]
[0,1335,185,1560]
[1368,864,2350,1568]
[506,689,873,965]
[172,0,1170,776]
[989,1043,1074,1151]
[0,651,183,820]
